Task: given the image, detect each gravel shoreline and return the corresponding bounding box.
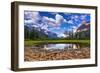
[24,46,90,61]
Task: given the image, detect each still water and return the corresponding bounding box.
[33,43,90,50]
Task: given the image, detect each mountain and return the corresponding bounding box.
[76,22,90,32]
[75,22,90,39]
[24,25,57,40]
[46,31,57,38]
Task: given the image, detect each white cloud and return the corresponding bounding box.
[31,12,41,23]
[74,15,79,22]
[71,15,74,20]
[24,12,71,34]
[24,11,41,25]
[80,15,87,20]
[42,16,55,23]
[41,24,48,31]
[42,14,67,27]
[49,27,60,31]
[67,20,73,24]
[42,16,49,21]
[49,18,55,22]
[55,14,64,26]
[72,26,77,29]
[24,20,33,24]
[74,15,79,19]
[40,22,49,31]
[32,25,38,28]
[57,33,67,38]
[74,19,79,22]
[64,19,67,23]
[42,16,56,26]
[71,26,77,33]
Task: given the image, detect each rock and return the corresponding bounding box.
[24,47,90,61]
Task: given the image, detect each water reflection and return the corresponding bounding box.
[44,44,80,50]
[33,43,89,50]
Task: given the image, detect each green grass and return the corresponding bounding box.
[25,39,90,46]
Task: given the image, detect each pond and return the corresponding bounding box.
[31,43,90,50]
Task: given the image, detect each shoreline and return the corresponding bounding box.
[24,46,90,61]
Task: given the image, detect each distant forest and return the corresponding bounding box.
[24,25,90,40]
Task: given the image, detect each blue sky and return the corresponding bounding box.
[24,11,90,37]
